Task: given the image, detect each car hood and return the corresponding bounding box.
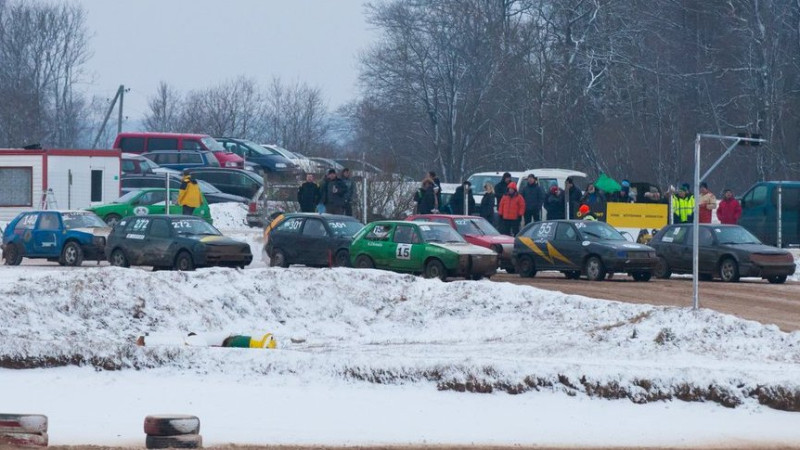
[591,241,654,252]
[465,234,514,245]
[429,242,497,255]
[180,235,247,246]
[71,227,111,238]
[719,243,790,254]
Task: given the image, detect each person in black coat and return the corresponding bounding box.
[320,169,347,215]
[494,172,512,208]
[565,177,583,219]
[415,178,438,214]
[449,181,476,215]
[544,185,565,220]
[479,182,495,222]
[297,173,321,213]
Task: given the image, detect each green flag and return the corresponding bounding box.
[594,173,622,193]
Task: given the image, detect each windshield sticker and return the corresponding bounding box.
[420,225,431,231]
[172,220,193,229]
[662,237,673,242]
[126,233,145,240]
[454,219,468,225]
[582,241,590,246]
[329,222,348,229]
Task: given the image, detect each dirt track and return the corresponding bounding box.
[493,272,800,332]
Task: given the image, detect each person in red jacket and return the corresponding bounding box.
[717,188,742,224]
[498,181,526,236]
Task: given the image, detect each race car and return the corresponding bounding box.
[85,188,212,226]
[265,213,364,268]
[105,215,252,270]
[406,214,515,272]
[2,210,110,266]
[350,220,498,280]
[513,219,658,281]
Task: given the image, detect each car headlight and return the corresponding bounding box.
[275,163,287,168]
[93,236,106,246]
[244,166,256,172]
[225,161,238,167]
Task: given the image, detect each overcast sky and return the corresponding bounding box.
[76,0,375,127]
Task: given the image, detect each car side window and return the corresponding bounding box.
[15,213,39,231]
[660,226,687,244]
[149,219,171,238]
[302,219,327,238]
[183,140,203,150]
[180,152,202,164]
[275,217,303,233]
[698,227,714,246]
[393,224,418,244]
[525,222,555,241]
[119,137,145,152]
[126,217,150,233]
[521,223,542,238]
[121,160,136,173]
[147,138,179,151]
[37,213,60,231]
[555,223,577,241]
[366,224,392,241]
[138,191,166,205]
[744,185,768,207]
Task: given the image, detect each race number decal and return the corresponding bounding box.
[396,243,412,260]
[134,206,149,216]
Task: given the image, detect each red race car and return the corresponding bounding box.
[406,214,515,273]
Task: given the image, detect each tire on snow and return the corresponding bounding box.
[0,414,48,434]
[144,414,200,436]
[145,434,203,449]
[0,432,48,447]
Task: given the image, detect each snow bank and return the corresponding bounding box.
[209,202,250,230]
[0,266,798,410]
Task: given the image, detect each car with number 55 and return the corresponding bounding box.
[106,215,252,270]
[512,220,658,281]
[349,220,498,280]
[266,213,364,268]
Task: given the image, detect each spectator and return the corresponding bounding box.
[565,177,582,219]
[494,172,512,208]
[414,178,438,214]
[177,170,202,215]
[320,168,347,215]
[612,180,635,203]
[449,181,476,215]
[498,181,525,236]
[297,173,321,213]
[544,185,565,220]
[580,183,607,221]
[428,171,442,207]
[341,168,355,217]
[697,182,716,223]
[717,188,741,224]
[671,183,695,224]
[643,186,662,203]
[520,174,545,224]
[479,182,495,223]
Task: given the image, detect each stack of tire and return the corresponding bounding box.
[0,413,48,447]
[144,415,202,449]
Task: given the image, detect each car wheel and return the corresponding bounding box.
[104,214,122,227]
[270,249,289,268]
[767,275,787,284]
[173,251,195,271]
[424,259,447,281]
[718,257,739,282]
[517,255,537,278]
[334,249,350,267]
[355,255,375,269]
[109,248,130,268]
[654,256,672,279]
[59,241,84,267]
[3,243,23,266]
[471,274,484,281]
[504,265,516,274]
[632,271,652,282]
[584,256,606,281]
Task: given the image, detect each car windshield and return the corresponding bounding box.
[202,137,226,152]
[196,179,221,194]
[239,140,271,156]
[467,175,502,190]
[453,217,500,236]
[327,220,364,237]
[171,218,221,235]
[418,224,466,243]
[139,159,160,172]
[62,212,106,229]
[576,221,627,241]
[714,226,761,244]
[116,190,142,203]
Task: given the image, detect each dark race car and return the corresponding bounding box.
[266,213,364,268]
[650,223,796,283]
[106,215,252,270]
[512,220,658,281]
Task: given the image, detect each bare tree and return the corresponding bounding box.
[262,77,330,154]
[144,81,182,132]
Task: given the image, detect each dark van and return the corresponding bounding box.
[738,181,800,247]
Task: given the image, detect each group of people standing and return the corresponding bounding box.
[297,168,356,216]
[670,182,742,224]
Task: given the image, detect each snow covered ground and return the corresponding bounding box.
[1,205,800,447]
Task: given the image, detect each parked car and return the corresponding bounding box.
[2,210,109,266]
[141,150,221,171]
[186,167,263,200]
[85,188,212,226]
[350,220,498,280]
[406,214,515,273]
[121,152,179,176]
[738,181,800,248]
[121,174,249,204]
[512,220,657,281]
[114,132,245,169]
[261,144,315,175]
[649,223,796,283]
[308,157,344,175]
[106,215,251,270]
[265,213,364,268]
[216,137,301,180]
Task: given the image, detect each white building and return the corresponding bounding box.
[0,149,121,222]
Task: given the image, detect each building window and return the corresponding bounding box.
[91,170,103,202]
[0,167,33,206]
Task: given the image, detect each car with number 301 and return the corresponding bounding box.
[266,213,364,268]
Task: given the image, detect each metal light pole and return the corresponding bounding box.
[777,182,783,248]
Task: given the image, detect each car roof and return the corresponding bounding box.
[142,149,211,154]
[372,220,448,226]
[126,214,203,220]
[283,213,361,221]
[117,132,210,139]
[187,167,253,174]
[408,214,479,220]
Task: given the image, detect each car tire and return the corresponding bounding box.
[471,274,484,281]
[767,275,787,284]
[104,214,122,227]
[145,434,202,449]
[424,258,447,281]
[334,249,350,267]
[143,414,200,436]
[584,256,607,281]
[174,251,195,271]
[504,265,516,274]
[270,249,289,268]
[654,256,672,279]
[517,255,537,278]
[109,248,130,268]
[355,255,374,269]
[3,243,23,266]
[59,241,84,267]
[718,257,739,282]
[632,271,652,282]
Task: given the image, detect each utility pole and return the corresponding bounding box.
[92,85,127,149]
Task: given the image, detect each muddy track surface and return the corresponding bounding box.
[492,273,800,332]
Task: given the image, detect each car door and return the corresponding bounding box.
[137,190,168,215]
[143,218,174,267]
[551,222,582,270]
[738,184,770,243]
[362,224,396,268]
[32,212,62,257]
[299,218,330,266]
[522,221,557,270]
[270,216,304,263]
[391,223,423,271]
[16,213,40,256]
[697,226,718,272]
[122,217,151,265]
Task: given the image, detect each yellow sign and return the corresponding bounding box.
[606,203,668,228]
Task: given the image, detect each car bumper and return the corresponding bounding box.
[740,262,796,278]
[246,213,266,228]
[197,248,253,267]
[453,254,498,277]
[604,256,659,273]
[81,241,106,261]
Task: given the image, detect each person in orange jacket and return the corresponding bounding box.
[498,181,526,236]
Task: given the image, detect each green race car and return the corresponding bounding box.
[86,188,212,226]
[350,220,498,280]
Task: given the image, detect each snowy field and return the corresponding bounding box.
[1,204,800,447]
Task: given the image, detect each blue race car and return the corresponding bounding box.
[2,210,110,266]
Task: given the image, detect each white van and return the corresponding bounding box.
[466,171,526,205]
